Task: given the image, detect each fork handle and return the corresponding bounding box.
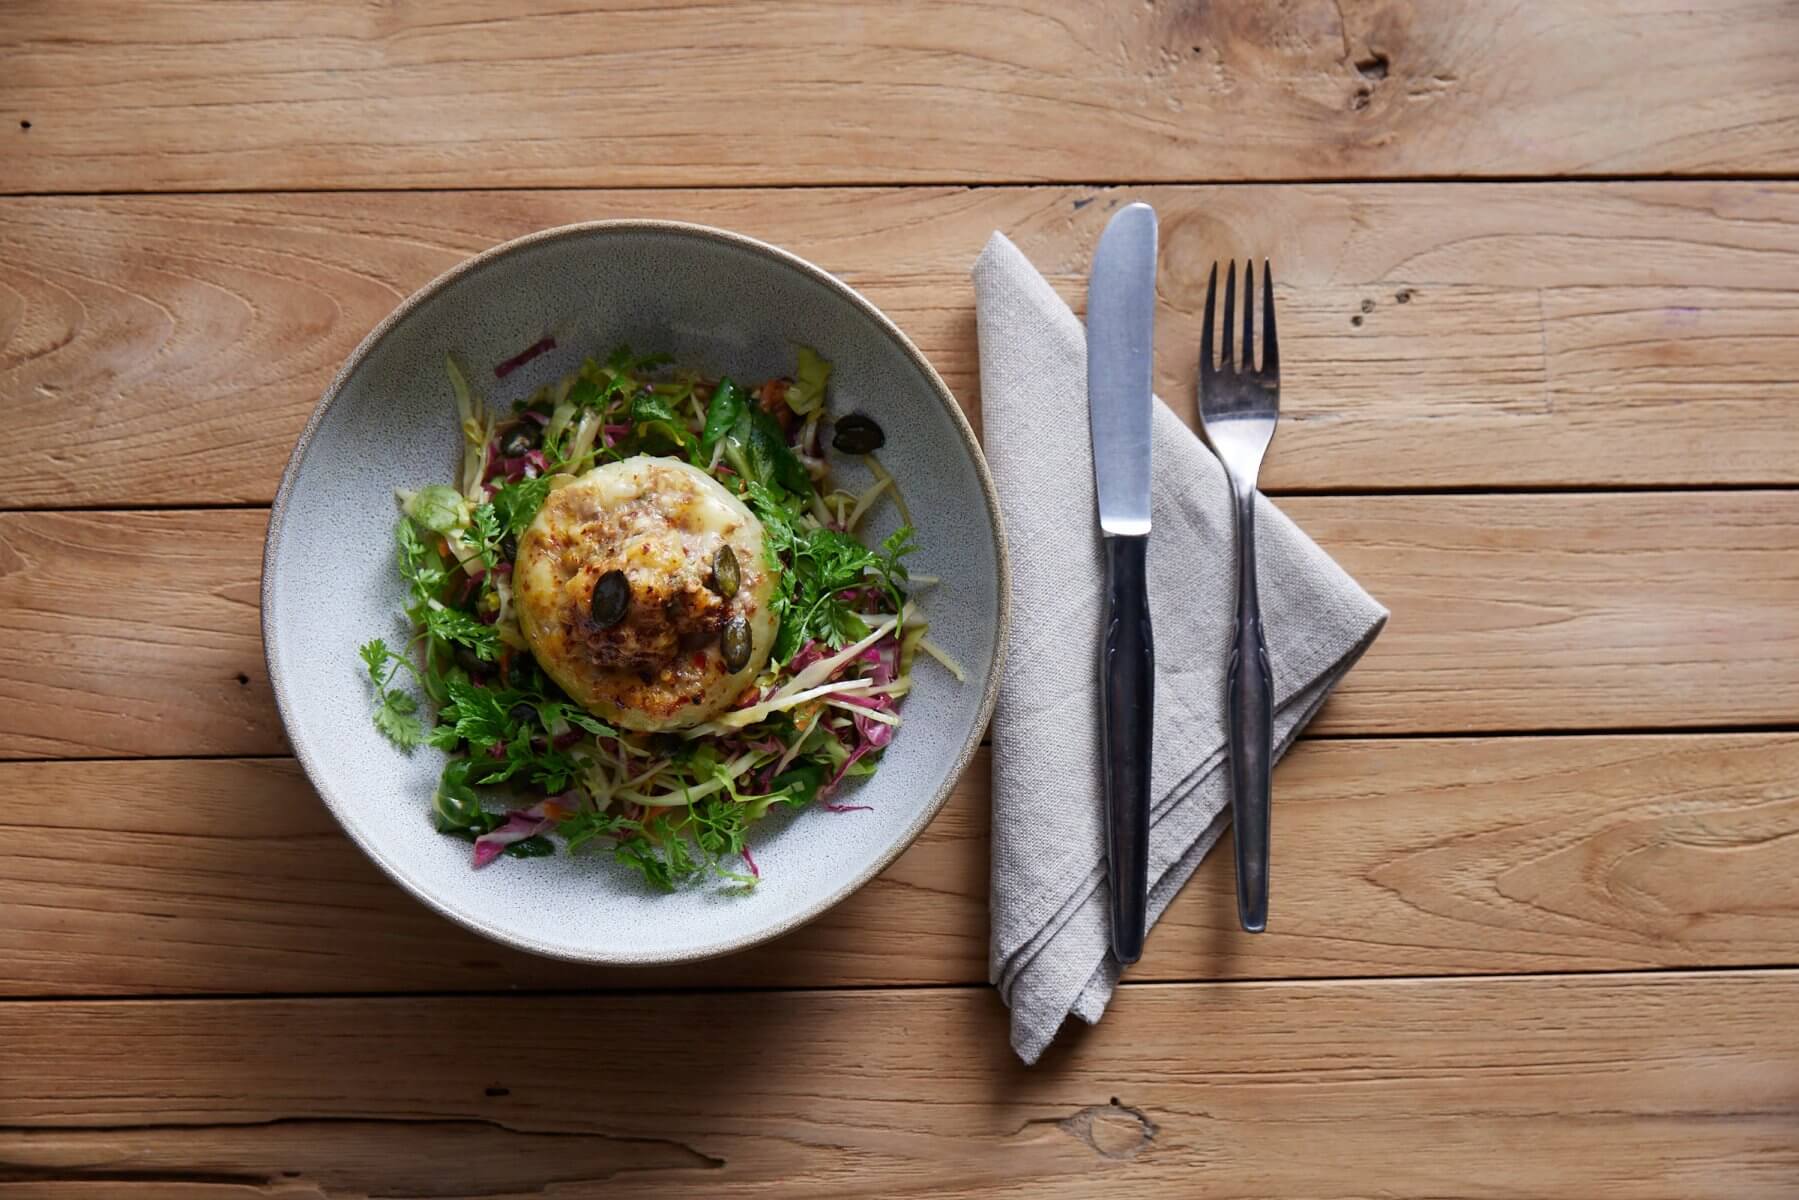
[1226,481,1274,933]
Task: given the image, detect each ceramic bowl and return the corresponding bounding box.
[263,221,1007,964]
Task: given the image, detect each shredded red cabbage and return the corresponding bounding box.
[487,449,549,483]
[825,740,874,794]
[494,336,556,380]
[471,797,574,868]
[473,810,550,867]
[859,638,899,686]
[789,641,828,673]
[847,701,895,749]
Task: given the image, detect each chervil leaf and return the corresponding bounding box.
[562,710,614,736]
[396,518,448,604]
[613,832,698,893]
[785,527,881,650]
[629,388,693,456]
[630,389,679,426]
[477,733,534,784]
[880,525,916,575]
[742,500,909,661]
[470,503,502,568]
[440,678,522,747]
[692,796,750,859]
[359,637,426,751]
[745,483,799,566]
[358,638,392,686]
[527,745,581,793]
[558,810,632,854]
[373,691,424,750]
[534,699,610,738]
[820,604,871,647]
[422,604,500,660]
[489,475,554,540]
[532,698,566,733]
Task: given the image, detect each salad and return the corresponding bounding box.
[358,340,959,891]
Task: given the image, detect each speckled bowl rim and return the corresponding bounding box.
[262,218,1009,966]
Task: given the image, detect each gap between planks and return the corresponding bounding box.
[5,962,1799,1008]
[14,722,1799,769]
[7,480,1799,517]
[8,172,1799,200]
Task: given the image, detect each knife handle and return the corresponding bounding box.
[1101,533,1154,965]
[1226,485,1275,933]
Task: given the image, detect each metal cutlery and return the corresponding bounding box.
[1086,203,1158,965]
[1196,260,1280,933]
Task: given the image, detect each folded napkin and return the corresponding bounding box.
[974,232,1388,1064]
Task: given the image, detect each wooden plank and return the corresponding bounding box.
[6,0,1799,193]
[2,736,1796,996]
[3,493,1795,758]
[2,973,1796,1197]
[0,511,280,760]
[7,183,1799,508]
[1292,491,1799,735]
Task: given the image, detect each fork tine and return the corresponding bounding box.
[1199,262,1217,380]
[1241,259,1255,370]
[1220,261,1236,370]
[1261,259,1278,377]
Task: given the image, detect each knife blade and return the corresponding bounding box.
[1087,202,1157,965]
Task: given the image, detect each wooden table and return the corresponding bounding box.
[4,3,1799,1195]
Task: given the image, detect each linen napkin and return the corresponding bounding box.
[975,232,1388,1064]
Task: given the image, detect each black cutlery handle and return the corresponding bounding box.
[1227,485,1274,933]
[1101,534,1154,965]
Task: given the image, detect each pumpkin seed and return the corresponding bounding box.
[590,569,630,628]
[831,412,886,454]
[721,615,752,672]
[710,544,740,598]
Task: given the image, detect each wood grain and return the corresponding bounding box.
[3,972,1797,1197]
[2,736,1796,996]
[1294,491,1799,735]
[4,493,1797,758]
[8,183,1799,508]
[0,510,279,759]
[6,0,1799,194]
[4,4,1797,1195]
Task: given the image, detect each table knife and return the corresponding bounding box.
[1087,202,1157,965]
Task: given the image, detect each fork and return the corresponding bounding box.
[1197,260,1280,934]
